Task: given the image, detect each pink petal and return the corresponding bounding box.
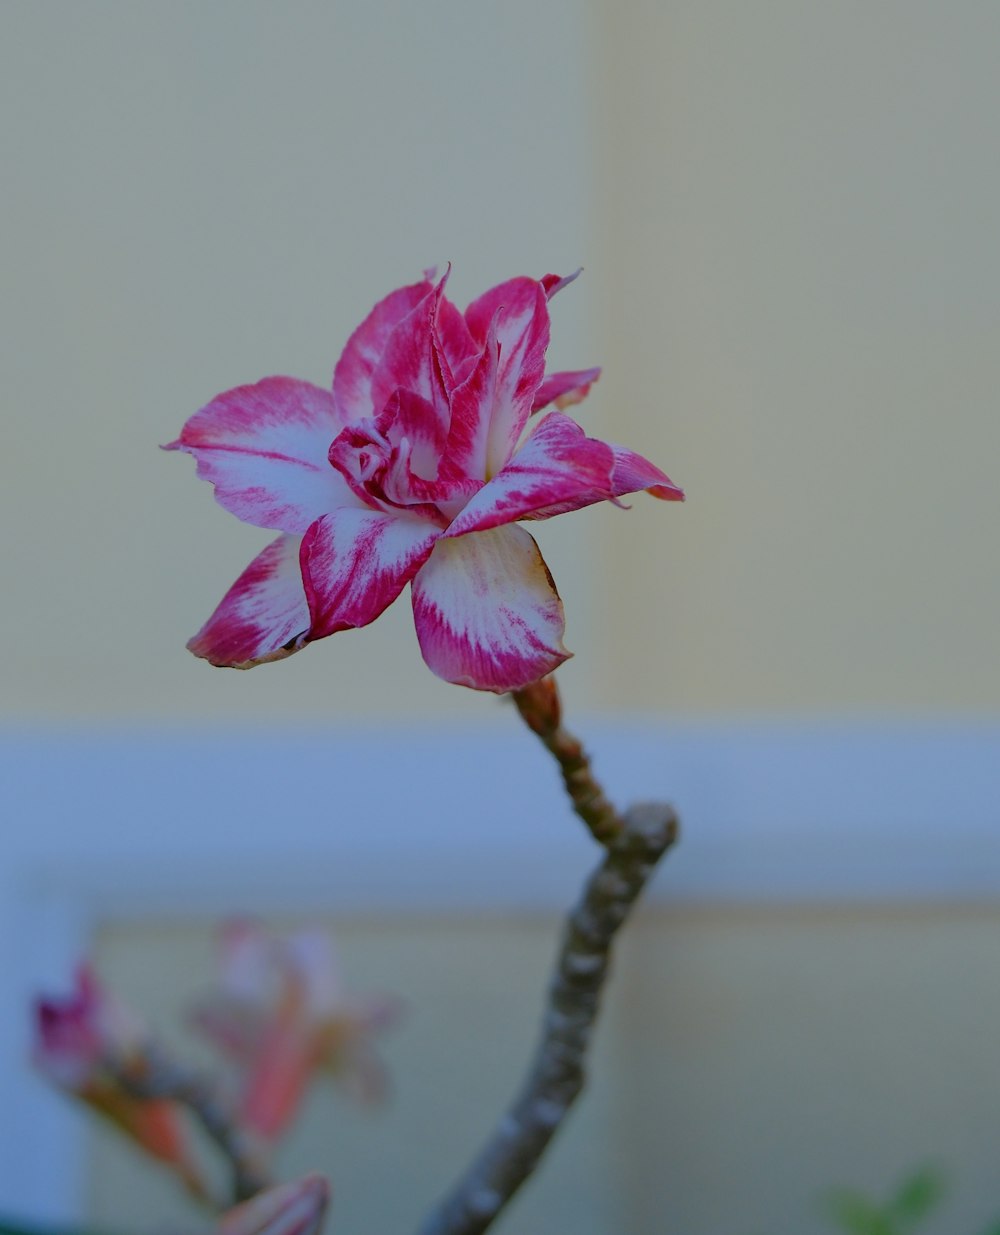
[190,999,267,1065]
[165,378,354,534]
[34,971,104,1088]
[411,525,569,692]
[217,1174,330,1235]
[531,366,602,413]
[328,403,464,523]
[302,509,440,638]
[384,388,447,482]
[239,1003,314,1142]
[523,437,685,520]
[368,278,452,432]
[464,277,550,476]
[441,315,500,484]
[540,269,583,299]
[115,1099,205,1186]
[188,534,311,669]
[433,292,479,388]
[443,412,614,538]
[608,444,685,502]
[333,276,434,423]
[327,415,398,512]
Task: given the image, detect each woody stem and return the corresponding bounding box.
[415,679,678,1235]
[511,678,626,847]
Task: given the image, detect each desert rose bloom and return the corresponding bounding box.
[33,966,206,1197]
[216,1174,330,1235]
[192,923,400,1143]
[167,268,682,692]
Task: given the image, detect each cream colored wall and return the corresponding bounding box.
[92,909,1000,1235]
[591,1,1000,712]
[3,3,997,724]
[1,1,598,724]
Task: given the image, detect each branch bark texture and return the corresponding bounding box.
[417,678,679,1235]
[511,679,625,847]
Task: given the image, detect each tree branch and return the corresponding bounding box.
[110,1044,272,1206]
[416,799,678,1235]
[511,679,625,847]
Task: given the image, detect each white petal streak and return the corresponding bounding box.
[411,525,569,693]
[166,377,353,533]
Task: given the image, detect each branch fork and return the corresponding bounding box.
[417,682,679,1235]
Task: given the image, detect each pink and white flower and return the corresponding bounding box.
[33,966,206,1196]
[167,268,681,692]
[192,922,400,1143]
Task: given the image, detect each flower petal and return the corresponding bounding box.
[531,366,602,413]
[34,967,123,1089]
[34,970,207,1198]
[333,276,434,422]
[238,985,314,1142]
[369,278,452,432]
[433,292,479,388]
[522,436,685,520]
[443,412,614,538]
[608,443,685,502]
[441,315,500,483]
[217,1174,330,1235]
[218,920,277,1002]
[464,277,550,475]
[191,999,267,1065]
[302,509,440,638]
[188,534,311,669]
[411,525,569,692]
[284,931,344,1018]
[540,268,582,299]
[384,388,447,481]
[165,378,354,533]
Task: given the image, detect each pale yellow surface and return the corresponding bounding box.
[591,1,1000,711]
[93,908,1000,1235]
[0,1,597,724]
[2,3,997,722]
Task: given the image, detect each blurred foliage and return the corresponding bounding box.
[825,1165,948,1235]
[752,1164,1000,1235]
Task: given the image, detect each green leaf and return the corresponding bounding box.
[825,1189,898,1235]
[888,1166,947,1226]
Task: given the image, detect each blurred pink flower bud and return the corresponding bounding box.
[193,922,401,1143]
[33,965,206,1197]
[217,1174,331,1235]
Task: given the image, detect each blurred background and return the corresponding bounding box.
[2,2,998,1233]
